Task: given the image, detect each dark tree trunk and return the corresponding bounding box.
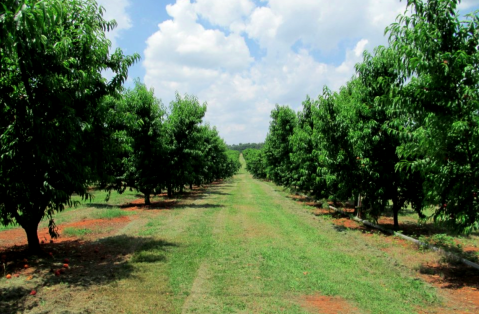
[392,203,400,230]
[144,193,151,206]
[391,197,405,230]
[190,183,193,190]
[180,185,184,193]
[167,185,173,198]
[14,204,44,254]
[356,194,363,219]
[24,221,42,254]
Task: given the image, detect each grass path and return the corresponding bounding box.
[2,158,452,314]
[94,158,441,314]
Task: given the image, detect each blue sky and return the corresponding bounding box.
[98,0,479,145]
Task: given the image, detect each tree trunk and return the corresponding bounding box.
[144,192,151,206]
[356,194,363,219]
[392,197,404,230]
[167,185,173,198]
[190,183,193,190]
[24,221,42,254]
[392,203,400,230]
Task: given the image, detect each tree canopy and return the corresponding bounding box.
[244,0,479,233]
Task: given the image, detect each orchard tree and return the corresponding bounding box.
[345,48,425,227]
[123,81,166,205]
[263,105,297,186]
[387,0,479,232]
[312,87,357,203]
[289,97,319,195]
[243,148,267,179]
[197,126,241,184]
[165,93,207,197]
[0,0,139,252]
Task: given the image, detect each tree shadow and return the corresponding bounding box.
[177,203,225,209]
[418,262,479,290]
[205,191,231,196]
[85,203,118,209]
[333,225,348,233]
[0,235,178,314]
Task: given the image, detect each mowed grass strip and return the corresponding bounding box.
[164,164,439,314]
[105,161,441,314]
[3,160,444,313]
[94,185,230,314]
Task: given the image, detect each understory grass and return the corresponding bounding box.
[62,227,93,237]
[91,207,130,220]
[1,160,469,313]
[92,160,444,314]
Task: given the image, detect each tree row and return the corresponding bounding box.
[244,0,479,233]
[0,0,240,253]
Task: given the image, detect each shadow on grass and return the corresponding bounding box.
[177,203,225,209]
[418,262,479,290]
[294,192,479,284]
[0,235,178,314]
[85,203,118,209]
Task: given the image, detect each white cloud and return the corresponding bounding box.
[142,0,415,144]
[193,0,255,32]
[143,0,252,102]
[244,0,405,54]
[96,0,132,50]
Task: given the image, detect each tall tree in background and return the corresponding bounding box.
[387,0,479,232]
[243,148,267,179]
[0,0,139,252]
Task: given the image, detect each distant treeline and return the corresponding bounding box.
[227,143,264,152]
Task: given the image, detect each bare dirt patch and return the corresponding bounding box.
[0,216,132,248]
[301,295,358,314]
[416,262,479,313]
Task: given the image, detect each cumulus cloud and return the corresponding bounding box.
[144,0,252,102]
[142,0,413,143]
[194,0,255,32]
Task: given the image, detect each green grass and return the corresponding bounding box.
[91,207,130,220]
[92,158,444,314]
[0,159,464,313]
[62,227,93,237]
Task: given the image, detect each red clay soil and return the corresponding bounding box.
[0,216,131,248]
[302,295,358,314]
[417,262,479,314]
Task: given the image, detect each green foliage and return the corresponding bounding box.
[227,143,264,152]
[0,0,237,252]
[0,0,139,252]
[249,0,479,233]
[243,148,267,179]
[289,97,324,197]
[387,0,479,233]
[262,105,297,186]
